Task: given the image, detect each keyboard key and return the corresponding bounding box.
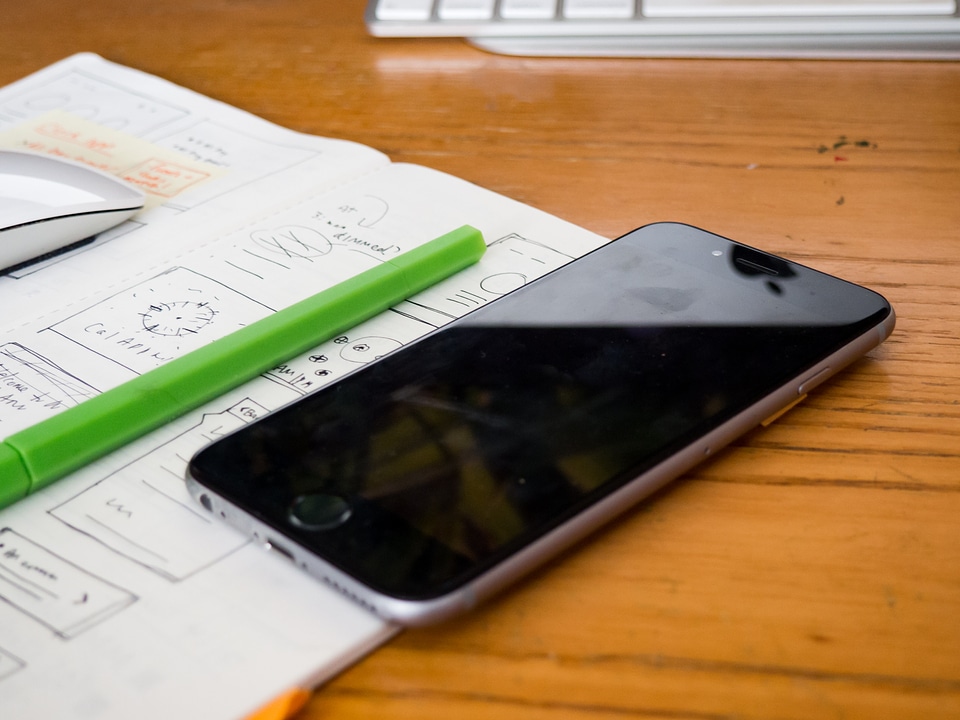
[501,0,559,19]
[375,0,434,20]
[563,0,636,19]
[438,0,496,19]
[643,0,957,17]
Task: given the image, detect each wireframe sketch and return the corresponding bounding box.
[266,334,404,392]
[318,195,390,230]
[397,233,576,327]
[339,335,403,364]
[155,119,321,210]
[0,528,137,639]
[50,266,273,374]
[250,225,333,260]
[217,197,392,291]
[310,195,402,260]
[265,309,434,395]
[0,342,98,431]
[0,646,25,682]
[0,67,188,134]
[49,399,275,581]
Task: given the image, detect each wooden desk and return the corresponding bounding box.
[4,2,958,717]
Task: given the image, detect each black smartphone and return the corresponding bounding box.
[186,222,894,625]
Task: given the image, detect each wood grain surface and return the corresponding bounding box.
[3,1,958,718]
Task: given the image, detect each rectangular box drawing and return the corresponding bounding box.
[0,646,25,683]
[0,342,98,431]
[119,157,214,198]
[0,528,136,639]
[49,400,271,581]
[0,67,189,135]
[264,308,434,395]
[396,233,576,326]
[154,118,319,201]
[50,266,273,375]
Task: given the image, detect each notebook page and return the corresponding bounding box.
[0,57,608,720]
[0,53,390,334]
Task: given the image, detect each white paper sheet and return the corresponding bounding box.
[0,54,607,719]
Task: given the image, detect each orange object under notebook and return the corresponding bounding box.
[245,688,311,720]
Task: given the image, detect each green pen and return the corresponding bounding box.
[0,225,486,509]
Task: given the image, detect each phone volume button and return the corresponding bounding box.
[798,367,832,395]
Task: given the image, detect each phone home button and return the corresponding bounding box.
[288,493,352,531]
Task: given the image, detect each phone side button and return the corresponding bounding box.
[798,367,832,395]
[760,393,808,428]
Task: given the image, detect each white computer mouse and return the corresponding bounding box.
[0,150,146,272]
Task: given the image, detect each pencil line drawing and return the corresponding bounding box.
[396,233,576,327]
[0,528,137,639]
[0,67,189,134]
[0,342,99,430]
[48,398,275,582]
[0,646,26,682]
[49,266,273,375]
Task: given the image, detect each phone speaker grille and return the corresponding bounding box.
[735,257,781,276]
[320,575,378,615]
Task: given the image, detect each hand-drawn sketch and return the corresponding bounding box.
[397,233,576,327]
[0,67,188,134]
[0,342,98,429]
[480,272,528,296]
[50,266,273,375]
[0,646,25,683]
[266,335,405,392]
[218,197,390,290]
[250,225,332,261]
[267,361,333,395]
[314,195,390,232]
[355,195,390,228]
[0,54,606,720]
[265,311,434,395]
[153,119,323,211]
[308,195,403,261]
[339,335,403,364]
[49,399,275,582]
[0,528,137,639]
[140,299,217,337]
[122,157,214,199]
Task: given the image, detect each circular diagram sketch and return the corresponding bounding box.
[480,272,527,295]
[339,336,403,364]
[250,226,332,259]
[141,301,216,337]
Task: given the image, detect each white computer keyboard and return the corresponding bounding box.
[365,0,960,57]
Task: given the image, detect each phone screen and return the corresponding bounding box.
[188,224,891,604]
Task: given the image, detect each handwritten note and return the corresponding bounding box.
[0,110,223,207]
